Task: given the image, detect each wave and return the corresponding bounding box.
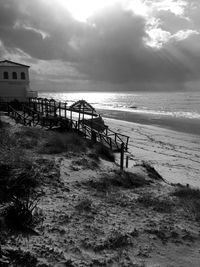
[39,92,200,120]
[96,105,200,120]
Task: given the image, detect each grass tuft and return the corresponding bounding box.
[172,185,200,221]
[137,193,173,213]
[40,132,87,154]
[4,196,40,231]
[75,197,93,212]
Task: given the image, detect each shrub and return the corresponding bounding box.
[6,248,38,267]
[83,171,150,194]
[172,185,200,221]
[14,128,40,149]
[4,195,40,230]
[94,144,115,162]
[110,170,151,188]
[137,193,173,213]
[40,132,87,154]
[172,185,200,199]
[0,160,39,203]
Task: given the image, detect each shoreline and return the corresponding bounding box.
[98,108,200,136]
[105,117,200,188]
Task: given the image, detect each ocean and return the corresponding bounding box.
[38,91,200,135]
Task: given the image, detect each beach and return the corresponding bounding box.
[105,117,200,187]
[1,114,200,266]
[40,90,200,187]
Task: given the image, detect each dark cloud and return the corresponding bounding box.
[0,0,200,90]
[0,0,81,60]
[73,5,193,83]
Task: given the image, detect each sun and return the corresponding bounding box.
[58,0,118,22]
[57,0,149,22]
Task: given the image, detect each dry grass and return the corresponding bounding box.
[40,132,87,154]
[83,170,151,194]
[71,157,99,170]
[172,185,200,221]
[13,127,44,149]
[3,248,38,267]
[137,193,174,213]
[94,143,115,162]
[75,197,93,212]
[0,123,42,232]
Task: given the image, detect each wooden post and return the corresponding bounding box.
[59,102,61,117]
[91,110,93,129]
[120,142,125,170]
[109,137,112,150]
[41,99,44,114]
[126,155,129,168]
[64,103,67,118]
[83,107,85,121]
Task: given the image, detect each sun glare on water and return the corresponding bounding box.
[57,0,148,22]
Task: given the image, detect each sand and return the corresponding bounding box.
[1,115,200,267]
[105,118,200,188]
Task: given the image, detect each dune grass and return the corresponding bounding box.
[0,123,42,231]
[172,185,200,221]
[137,193,174,213]
[40,131,87,154]
[83,170,151,195]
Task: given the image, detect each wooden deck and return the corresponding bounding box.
[1,98,129,155]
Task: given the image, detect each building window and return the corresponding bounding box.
[12,72,17,79]
[21,72,26,80]
[3,71,9,79]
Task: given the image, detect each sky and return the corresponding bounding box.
[0,0,200,92]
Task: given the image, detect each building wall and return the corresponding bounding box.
[0,66,30,101]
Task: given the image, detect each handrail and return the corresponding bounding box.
[3,98,130,152]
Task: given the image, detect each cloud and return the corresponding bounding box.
[0,0,81,60]
[0,0,200,91]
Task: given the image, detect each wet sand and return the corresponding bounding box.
[98,108,200,136]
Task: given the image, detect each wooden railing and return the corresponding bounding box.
[7,105,32,126]
[2,98,129,153]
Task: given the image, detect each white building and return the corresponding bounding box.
[0,60,37,101]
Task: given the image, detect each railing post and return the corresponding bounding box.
[59,102,61,117]
[109,137,112,150]
[126,155,129,168]
[120,142,125,170]
[64,103,67,118]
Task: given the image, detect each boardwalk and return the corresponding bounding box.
[1,98,129,155]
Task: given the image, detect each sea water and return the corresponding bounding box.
[38,91,200,135]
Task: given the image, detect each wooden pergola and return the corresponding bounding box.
[69,100,107,132]
[69,100,98,118]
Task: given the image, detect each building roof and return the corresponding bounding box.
[0,60,30,68]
